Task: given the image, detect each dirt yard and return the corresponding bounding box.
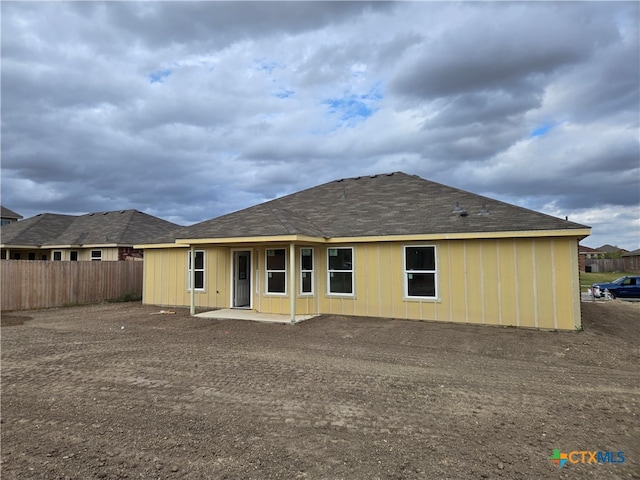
[2,301,639,479]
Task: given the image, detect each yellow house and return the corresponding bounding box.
[138,173,591,330]
[1,210,179,261]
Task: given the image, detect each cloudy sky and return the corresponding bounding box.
[2,1,639,250]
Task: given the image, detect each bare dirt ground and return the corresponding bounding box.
[2,301,639,480]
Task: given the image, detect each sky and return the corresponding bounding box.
[2,1,639,250]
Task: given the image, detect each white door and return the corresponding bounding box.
[233,251,251,307]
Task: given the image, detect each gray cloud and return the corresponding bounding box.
[2,1,639,250]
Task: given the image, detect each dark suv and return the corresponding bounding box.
[592,276,640,299]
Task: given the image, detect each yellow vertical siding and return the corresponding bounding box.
[142,236,581,330]
[481,242,500,325]
[534,240,555,329]
[142,247,230,309]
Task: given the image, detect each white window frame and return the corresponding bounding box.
[327,247,354,296]
[300,247,314,295]
[53,250,63,261]
[91,250,102,261]
[265,248,287,295]
[187,250,205,292]
[403,245,437,300]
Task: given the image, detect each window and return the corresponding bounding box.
[91,250,102,261]
[300,248,313,294]
[404,246,437,298]
[29,252,36,261]
[13,253,21,260]
[53,251,62,261]
[187,250,205,291]
[1,219,10,226]
[266,248,286,294]
[70,251,78,261]
[41,255,47,260]
[327,247,353,295]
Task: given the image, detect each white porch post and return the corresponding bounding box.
[190,245,196,316]
[289,242,296,324]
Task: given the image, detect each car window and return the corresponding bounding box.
[612,277,625,285]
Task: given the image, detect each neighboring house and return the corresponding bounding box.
[579,245,605,259]
[578,245,605,272]
[1,206,23,225]
[622,249,640,273]
[137,172,591,331]
[1,209,180,261]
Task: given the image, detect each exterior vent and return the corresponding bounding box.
[478,204,490,216]
[452,202,467,216]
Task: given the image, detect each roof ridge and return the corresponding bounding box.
[270,207,326,236]
[117,210,139,244]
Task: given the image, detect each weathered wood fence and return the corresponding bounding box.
[1,260,143,311]
[584,258,627,273]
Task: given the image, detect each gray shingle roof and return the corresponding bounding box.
[158,172,588,242]
[1,210,180,247]
[1,205,23,220]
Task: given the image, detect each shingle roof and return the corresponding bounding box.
[1,205,23,220]
[578,245,604,253]
[622,248,640,257]
[597,244,629,254]
[157,172,588,242]
[1,210,180,247]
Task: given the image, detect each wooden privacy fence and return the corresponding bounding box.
[584,258,627,273]
[1,260,143,311]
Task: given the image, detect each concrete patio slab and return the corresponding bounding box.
[194,308,318,324]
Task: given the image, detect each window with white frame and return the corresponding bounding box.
[91,250,102,261]
[53,251,62,261]
[187,250,205,291]
[265,248,286,294]
[300,248,313,294]
[404,246,437,298]
[327,247,353,295]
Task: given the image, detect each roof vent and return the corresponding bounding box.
[477,204,490,216]
[452,201,467,217]
[89,213,95,216]
[103,212,108,215]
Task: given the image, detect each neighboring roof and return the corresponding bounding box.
[1,210,180,247]
[153,172,589,243]
[1,205,23,220]
[598,244,629,254]
[578,245,604,253]
[622,248,640,257]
